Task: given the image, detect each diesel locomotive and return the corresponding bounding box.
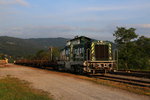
[57,36,116,74]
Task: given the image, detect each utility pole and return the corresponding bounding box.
[49,47,53,61]
[113,49,118,71]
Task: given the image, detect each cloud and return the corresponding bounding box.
[133,24,150,37]
[0,25,113,40]
[84,4,150,12]
[115,24,150,29]
[86,6,128,11]
[134,24,150,28]
[0,0,29,6]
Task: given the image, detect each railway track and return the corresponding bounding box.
[91,74,150,88]
[109,71,150,78]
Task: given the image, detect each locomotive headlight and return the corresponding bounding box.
[109,57,112,60]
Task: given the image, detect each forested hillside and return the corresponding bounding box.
[0,36,69,58]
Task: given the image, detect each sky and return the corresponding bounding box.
[0,0,150,40]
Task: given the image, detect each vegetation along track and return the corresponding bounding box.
[91,74,150,88]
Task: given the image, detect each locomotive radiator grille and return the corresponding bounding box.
[95,45,109,60]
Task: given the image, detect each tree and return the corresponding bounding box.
[113,27,138,45]
[35,50,49,60]
[113,27,138,70]
[33,47,60,61]
[50,47,60,61]
[134,36,150,70]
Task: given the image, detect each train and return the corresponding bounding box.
[15,36,116,74]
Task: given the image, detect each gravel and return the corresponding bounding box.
[0,64,149,100]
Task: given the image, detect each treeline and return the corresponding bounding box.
[26,47,60,61]
[113,27,150,70]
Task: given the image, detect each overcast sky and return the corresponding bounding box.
[0,0,150,40]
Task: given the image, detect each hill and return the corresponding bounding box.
[27,37,69,49]
[0,36,69,57]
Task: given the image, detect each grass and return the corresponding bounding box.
[0,76,53,100]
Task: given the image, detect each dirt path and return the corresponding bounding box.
[0,64,149,100]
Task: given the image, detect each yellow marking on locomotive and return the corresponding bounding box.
[91,42,95,61]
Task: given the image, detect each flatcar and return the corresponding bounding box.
[15,59,57,69]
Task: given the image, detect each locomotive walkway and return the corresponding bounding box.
[0,64,149,100]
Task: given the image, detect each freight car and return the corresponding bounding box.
[57,36,116,74]
[15,36,116,74]
[15,59,57,69]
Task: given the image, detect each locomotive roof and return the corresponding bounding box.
[68,36,91,42]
